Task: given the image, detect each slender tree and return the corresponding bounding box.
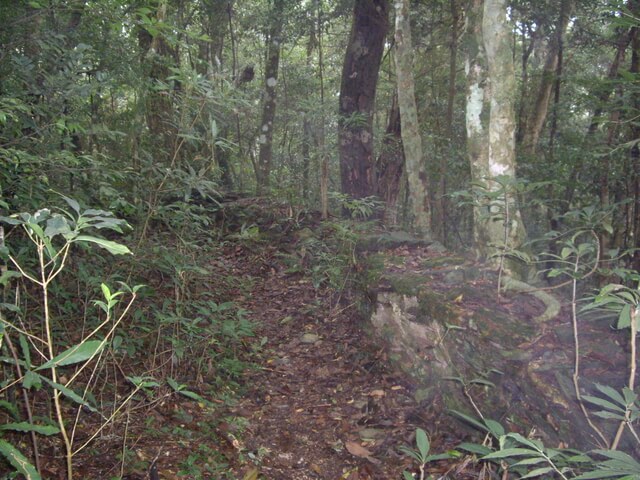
[256,0,285,195]
[376,92,404,225]
[520,0,573,156]
[394,0,430,235]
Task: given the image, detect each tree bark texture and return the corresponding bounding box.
[483,0,528,271]
[139,1,180,160]
[465,0,491,255]
[376,92,404,226]
[394,0,430,235]
[338,0,388,200]
[466,0,527,269]
[520,0,572,156]
[256,0,285,195]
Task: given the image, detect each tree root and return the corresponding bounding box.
[502,276,561,323]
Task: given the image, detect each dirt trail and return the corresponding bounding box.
[226,242,469,480]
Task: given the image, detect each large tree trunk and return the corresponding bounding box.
[394,0,430,236]
[465,0,490,256]
[466,0,527,273]
[520,0,572,156]
[338,0,388,200]
[256,0,285,195]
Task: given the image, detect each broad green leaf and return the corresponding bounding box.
[0,216,22,226]
[167,377,182,391]
[506,433,543,451]
[0,270,21,286]
[36,340,103,370]
[595,384,627,408]
[424,453,454,462]
[416,428,430,459]
[44,214,72,238]
[60,195,81,214]
[512,456,547,467]
[582,395,626,413]
[402,472,414,480]
[449,410,490,433]
[40,377,97,412]
[74,235,132,255]
[457,442,493,456]
[561,247,574,259]
[399,446,422,463]
[594,449,640,465]
[483,447,541,459]
[19,334,31,369]
[618,304,631,329]
[593,411,625,420]
[574,470,639,479]
[176,389,206,402]
[484,419,505,437]
[622,387,638,405]
[0,421,59,435]
[0,303,21,316]
[22,370,42,389]
[520,467,555,479]
[0,400,19,419]
[101,283,112,301]
[0,439,41,479]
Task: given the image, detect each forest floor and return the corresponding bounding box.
[64,207,630,480]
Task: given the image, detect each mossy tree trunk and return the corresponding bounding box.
[466,0,527,273]
[465,0,490,257]
[394,0,430,236]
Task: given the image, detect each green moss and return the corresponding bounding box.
[384,272,427,296]
[415,290,458,325]
[420,256,466,269]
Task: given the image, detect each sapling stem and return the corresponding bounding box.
[570,247,609,447]
[611,305,638,450]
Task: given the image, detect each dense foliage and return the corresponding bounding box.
[1,0,640,478]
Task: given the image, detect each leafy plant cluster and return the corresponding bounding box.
[0,195,257,478]
[403,183,640,478]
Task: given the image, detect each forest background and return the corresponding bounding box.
[1,0,640,478]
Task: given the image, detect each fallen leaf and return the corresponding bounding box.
[346,441,373,458]
[369,389,385,397]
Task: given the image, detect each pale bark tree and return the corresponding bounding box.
[465,0,527,271]
[338,0,388,200]
[394,0,430,236]
[256,0,285,195]
[465,0,490,254]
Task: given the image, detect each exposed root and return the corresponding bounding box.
[502,276,561,323]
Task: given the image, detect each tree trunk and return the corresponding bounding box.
[469,0,527,272]
[139,0,179,162]
[376,92,404,226]
[520,0,572,156]
[436,0,460,243]
[394,0,430,236]
[338,0,388,201]
[465,0,491,256]
[256,0,285,195]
